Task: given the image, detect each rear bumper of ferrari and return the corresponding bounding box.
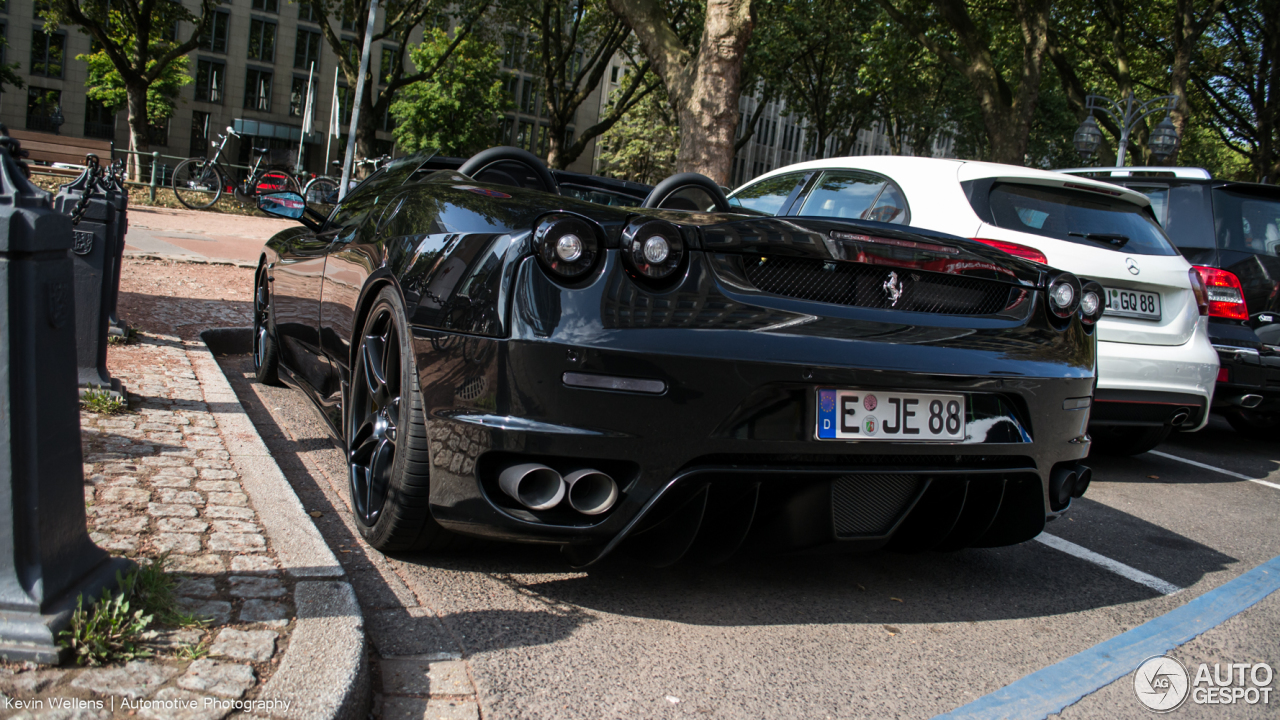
[413,255,1096,563]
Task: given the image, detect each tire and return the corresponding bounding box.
[172,158,224,210]
[253,168,301,196]
[1224,409,1280,440]
[1089,425,1172,456]
[303,177,340,205]
[252,270,282,386]
[347,287,453,552]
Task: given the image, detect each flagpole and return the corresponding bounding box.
[325,66,339,171]
[295,62,315,176]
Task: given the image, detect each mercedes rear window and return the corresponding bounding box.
[1213,188,1280,257]
[985,183,1177,256]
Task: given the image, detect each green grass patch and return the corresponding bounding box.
[81,386,126,415]
[58,556,205,666]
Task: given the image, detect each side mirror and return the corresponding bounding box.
[258,191,307,220]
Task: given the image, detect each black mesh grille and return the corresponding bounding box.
[831,474,925,537]
[743,255,1019,316]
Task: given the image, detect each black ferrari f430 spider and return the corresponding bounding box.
[253,146,1100,566]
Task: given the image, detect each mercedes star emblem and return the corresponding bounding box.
[1126,257,1140,275]
[883,271,904,306]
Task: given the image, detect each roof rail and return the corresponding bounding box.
[1054,167,1212,180]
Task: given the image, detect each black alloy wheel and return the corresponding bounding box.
[346,287,450,551]
[252,270,281,385]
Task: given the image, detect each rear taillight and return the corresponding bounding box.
[1192,266,1248,320]
[1218,367,1230,383]
[971,238,1048,265]
[1188,268,1209,316]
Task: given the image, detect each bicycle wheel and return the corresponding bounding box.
[253,168,301,196]
[303,176,340,205]
[172,158,224,210]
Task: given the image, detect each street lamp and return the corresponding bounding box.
[1148,116,1181,162]
[1073,116,1103,160]
[1072,91,1178,167]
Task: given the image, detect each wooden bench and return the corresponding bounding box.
[5,129,113,175]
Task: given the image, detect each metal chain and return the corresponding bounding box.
[70,155,103,226]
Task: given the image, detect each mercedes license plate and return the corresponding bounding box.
[816,389,965,442]
[1105,287,1161,320]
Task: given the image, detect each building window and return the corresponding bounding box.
[190,111,210,155]
[195,59,225,102]
[520,81,537,114]
[341,7,357,31]
[148,119,169,147]
[200,9,229,53]
[248,19,276,62]
[496,117,514,146]
[503,76,518,105]
[336,84,352,124]
[289,75,310,117]
[0,22,8,65]
[502,33,520,69]
[84,98,116,139]
[516,120,532,150]
[251,0,278,13]
[379,45,397,84]
[294,28,321,70]
[30,29,65,78]
[25,87,61,132]
[245,68,273,111]
[298,1,317,23]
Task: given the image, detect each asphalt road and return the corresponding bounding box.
[214,352,1280,719]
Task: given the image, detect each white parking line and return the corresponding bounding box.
[1035,533,1182,596]
[1149,450,1280,490]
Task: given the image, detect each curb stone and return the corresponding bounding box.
[194,328,369,720]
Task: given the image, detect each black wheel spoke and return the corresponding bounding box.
[348,306,406,527]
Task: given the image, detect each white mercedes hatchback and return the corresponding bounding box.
[727,157,1219,455]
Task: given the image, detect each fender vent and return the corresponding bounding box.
[831,474,925,537]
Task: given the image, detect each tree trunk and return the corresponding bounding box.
[125,82,151,182]
[607,0,754,185]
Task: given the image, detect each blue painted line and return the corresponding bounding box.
[934,554,1280,720]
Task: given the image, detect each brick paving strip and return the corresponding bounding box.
[0,258,365,719]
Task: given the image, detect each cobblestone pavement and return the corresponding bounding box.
[0,258,299,718]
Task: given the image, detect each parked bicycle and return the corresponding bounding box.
[301,155,393,206]
[171,126,301,210]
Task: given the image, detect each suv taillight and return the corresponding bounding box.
[1193,266,1248,319]
[971,238,1048,265]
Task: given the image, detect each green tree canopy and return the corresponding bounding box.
[389,27,510,156]
[79,50,191,126]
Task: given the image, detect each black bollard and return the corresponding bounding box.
[0,137,132,663]
[102,159,129,339]
[53,158,123,396]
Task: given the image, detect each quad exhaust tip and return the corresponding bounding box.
[1050,463,1092,510]
[564,469,620,515]
[499,463,565,511]
[498,463,619,515]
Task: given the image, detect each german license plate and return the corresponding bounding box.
[816,389,965,442]
[1105,287,1161,320]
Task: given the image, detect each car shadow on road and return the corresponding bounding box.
[395,493,1237,634]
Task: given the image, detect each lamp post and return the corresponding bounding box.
[1072,91,1180,167]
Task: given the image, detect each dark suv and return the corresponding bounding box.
[1062,167,1280,438]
